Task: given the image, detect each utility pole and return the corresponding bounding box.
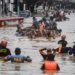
[17,0,20,16]
[2,0,4,16]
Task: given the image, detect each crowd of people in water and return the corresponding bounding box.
[16,9,70,39]
[0,34,75,72]
[0,9,75,74]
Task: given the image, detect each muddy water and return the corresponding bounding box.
[0,13,75,75]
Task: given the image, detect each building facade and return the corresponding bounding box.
[0,0,75,15]
[54,0,75,9]
[0,0,25,13]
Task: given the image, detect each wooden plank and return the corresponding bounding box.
[0,17,24,27]
[0,17,24,21]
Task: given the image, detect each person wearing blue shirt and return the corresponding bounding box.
[4,48,32,63]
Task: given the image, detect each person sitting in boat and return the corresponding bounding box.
[39,20,45,36]
[0,40,11,58]
[41,54,60,71]
[16,20,25,36]
[39,48,55,60]
[4,48,32,63]
[32,16,39,30]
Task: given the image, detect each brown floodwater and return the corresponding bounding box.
[0,13,75,75]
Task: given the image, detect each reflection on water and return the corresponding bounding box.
[43,70,58,75]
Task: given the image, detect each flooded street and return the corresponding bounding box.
[0,13,75,75]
